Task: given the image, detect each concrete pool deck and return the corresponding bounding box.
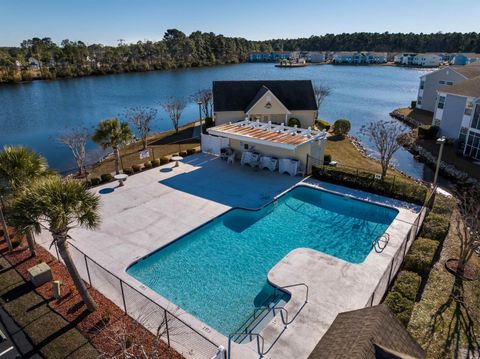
[35,153,422,359]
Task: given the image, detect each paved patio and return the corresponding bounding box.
[35,153,421,359]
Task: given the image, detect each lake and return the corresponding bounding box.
[0,63,433,178]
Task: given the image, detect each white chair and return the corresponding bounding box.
[227,152,235,164]
[260,156,278,171]
[279,158,299,176]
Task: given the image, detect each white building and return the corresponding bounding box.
[412,54,442,67]
[333,52,386,64]
[432,76,480,161]
[306,52,326,63]
[417,64,480,112]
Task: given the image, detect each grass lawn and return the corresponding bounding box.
[416,137,480,181]
[0,257,98,358]
[89,121,200,177]
[395,107,434,126]
[407,210,480,358]
[325,135,411,180]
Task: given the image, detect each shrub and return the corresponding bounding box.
[143,161,152,170]
[186,148,196,155]
[403,238,439,276]
[89,177,101,186]
[324,154,332,164]
[384,291,414,326]
[123,168,134,175]
[430,195,455,216]
[160,156,170,165]
[419,213,450,241]
[333,119,351,136]
[179,150,188,157]
[418,125,439,140]
[288,117,301,127]
[311,165,427,205]
[391,271,422,301]
[132,164,142,173]
[100,173,113,183]
[410,100,417,109]
[316,119,331,131]
[151,159,161,167]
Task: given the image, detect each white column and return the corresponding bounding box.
[284,113,288,125]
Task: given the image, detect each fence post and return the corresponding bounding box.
[164,308,171,346]
[119,281,128,314]
[84,254,92,286]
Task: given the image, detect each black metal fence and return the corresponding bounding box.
[51,241,220,358]
[366,186,436,307]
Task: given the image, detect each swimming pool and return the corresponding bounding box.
[127,185,398,336]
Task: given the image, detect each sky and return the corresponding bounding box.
[1,0,479,46]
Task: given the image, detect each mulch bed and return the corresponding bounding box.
[0,227,183,358]
[445,258,478,281]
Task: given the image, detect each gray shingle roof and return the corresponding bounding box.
[212,80,318,112]
[440,76,480,97]
[453,65,480,79]
[308,304,425,359]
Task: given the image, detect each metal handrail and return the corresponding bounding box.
[228,332,266,359]
[372,233,390,253]
[231,304,275,342]
[273,282,309,303]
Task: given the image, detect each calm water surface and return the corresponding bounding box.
[0,63,432,178]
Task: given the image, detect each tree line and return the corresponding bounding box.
[1,30,480,83]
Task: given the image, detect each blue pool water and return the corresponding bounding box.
[127,186,398,335]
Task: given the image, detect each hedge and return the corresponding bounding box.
[418,125,439,140]
[384,291,414,326]
[333,119,351,136]
[419,213,450,241]
[316,119,331,131]
[390,271,422,301]
[151,158,161,167]
[160,156,170,165]
[311,165,428,205]
[100,173,113,183]
[430,195,455,216]
[403,238,439,276]
[89,177,101,186]
[143,161,153,170]
[123,168,134,175]
[132,164,142,173]
[288,117,301,127]
[186,148,196,155]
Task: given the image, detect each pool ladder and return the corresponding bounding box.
[227,282,309,358]
[373,233,390,253]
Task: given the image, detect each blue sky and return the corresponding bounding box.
[1,0,479,46]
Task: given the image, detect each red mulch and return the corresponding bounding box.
[445,258,478,281]
[0,228,183,358]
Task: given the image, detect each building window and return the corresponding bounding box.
[434,118,441,126]
[446,81,453,85]
[439,80,445,85]
[465,108,473,116]
[420,80,425,89]
[465,131,480,160]
[472,104,480,129]
[437,96,446,109]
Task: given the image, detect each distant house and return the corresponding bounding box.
[432,74,480,161]
[394,53,417,66]
[212,80,318,128]
[333,52,386,64]
[451,53,480,66]
[413,53,442,67]
[308,305,425,359]
[248,51,291,62]
[306,51,326,63]
[417,64,480,112]
[28,57,41,71]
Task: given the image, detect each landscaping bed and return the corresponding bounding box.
[0,228,183,358]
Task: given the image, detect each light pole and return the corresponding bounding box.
[197,101,203,135]
[433,136,446,188]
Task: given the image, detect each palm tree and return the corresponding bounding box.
[10,176,100,311]
[92,118,133,174]
[0,146,53,255]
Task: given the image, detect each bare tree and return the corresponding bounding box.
[57,129,90,176]
[360,120,403,179]
[124,106,158,150]
[99,312,176,359]
[313,83,331,113]
[162,98,186,134]
[191,88,213,118]
[452,186,480,277]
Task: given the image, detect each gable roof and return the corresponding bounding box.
[245,85,270,112]
[453,65,480,79]
[213,80,318,112]
[439,76,480,98]
[308,304,425,359]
